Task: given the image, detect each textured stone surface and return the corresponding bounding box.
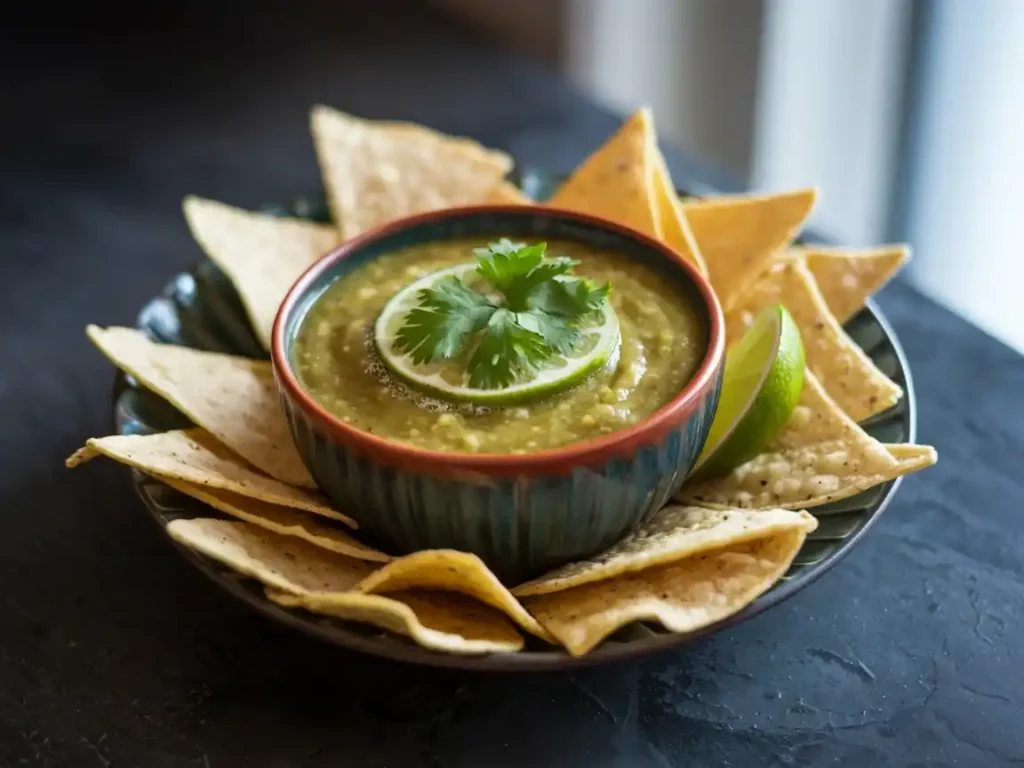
[2,1,1020,765]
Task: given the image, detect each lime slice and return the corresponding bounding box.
[374,263,621,406]
[692,304,805,478]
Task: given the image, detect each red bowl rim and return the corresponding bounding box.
[272,204,725,476]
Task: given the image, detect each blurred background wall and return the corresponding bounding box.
[436,0,1024,354]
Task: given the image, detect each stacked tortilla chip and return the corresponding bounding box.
[69,106,936,657]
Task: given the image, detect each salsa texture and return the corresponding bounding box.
[293,238,705,453]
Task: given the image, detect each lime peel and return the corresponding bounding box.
[692,304,805,478]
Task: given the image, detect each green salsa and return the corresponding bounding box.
[293,238,705,453]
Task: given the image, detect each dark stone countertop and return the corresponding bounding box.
[2,2,1020,766]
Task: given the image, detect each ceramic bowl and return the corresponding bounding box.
[272,205,725,584]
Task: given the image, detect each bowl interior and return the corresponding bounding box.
[278,206,719,405]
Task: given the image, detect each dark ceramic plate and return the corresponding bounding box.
[112,170,916,671]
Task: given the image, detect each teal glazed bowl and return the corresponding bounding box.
[272,205,725,584]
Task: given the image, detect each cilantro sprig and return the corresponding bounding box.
[392,239,612,389]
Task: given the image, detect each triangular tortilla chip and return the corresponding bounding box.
[513,505,816,597]
[675,372,930,509]
[183,196,338,350]
[651,147,708,275]
[773,370,893,451]
[682,189,816,311]
[523,525,812,657]
[310,105,512,239]
[67,429,352,526]
[547,108,661,238]
[783,371,925,469]
[166,517,374,591]
[726,259,902,421]
[787,244,910,324]
[486,180,533,204]
[271,591,524,655]
[354,550,551,641]
[367,118,514,174]
[884,443,939,472]
[679,438,934,510]
[86,326,313,488]
[162,478,386,561]
[168,517,523,654]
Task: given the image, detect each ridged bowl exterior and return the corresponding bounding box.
[278,369,721,584]
[273,206,724,584]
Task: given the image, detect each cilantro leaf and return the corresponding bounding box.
[393,276,496,363]
[391,239,613,391]
[467,308,554,389]
[514,310,580,355]
[528,277,611,318]
[474,239,579,311]
[419,274,496,314]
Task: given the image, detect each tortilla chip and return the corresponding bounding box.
[547,107,661,238]
[310,105,512,239]
[787,244,910,324]
[324,110,513,178]
[86,325,313,488]
[369,118,514,174]
[183,197,338,350]
[682,189,816,311]
[271,590,524,655]
[679,437,934,511]
[486,180,533,204]
[162,478,386,561]
[773,370,894,451]
[68,429,353,526]
[727,260,902,421]
[168,516,522,654]
[675,369,918,509]
[514,505,817,597]
[885,443,937,468]
[651,147,708,275]
[523,527,810,656]
[355,550,551,641]
[166,518,375,592]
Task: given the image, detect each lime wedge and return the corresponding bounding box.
[693,304,805,478]
[374,263,621,406]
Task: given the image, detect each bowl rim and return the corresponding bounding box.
[271,203,725,476]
